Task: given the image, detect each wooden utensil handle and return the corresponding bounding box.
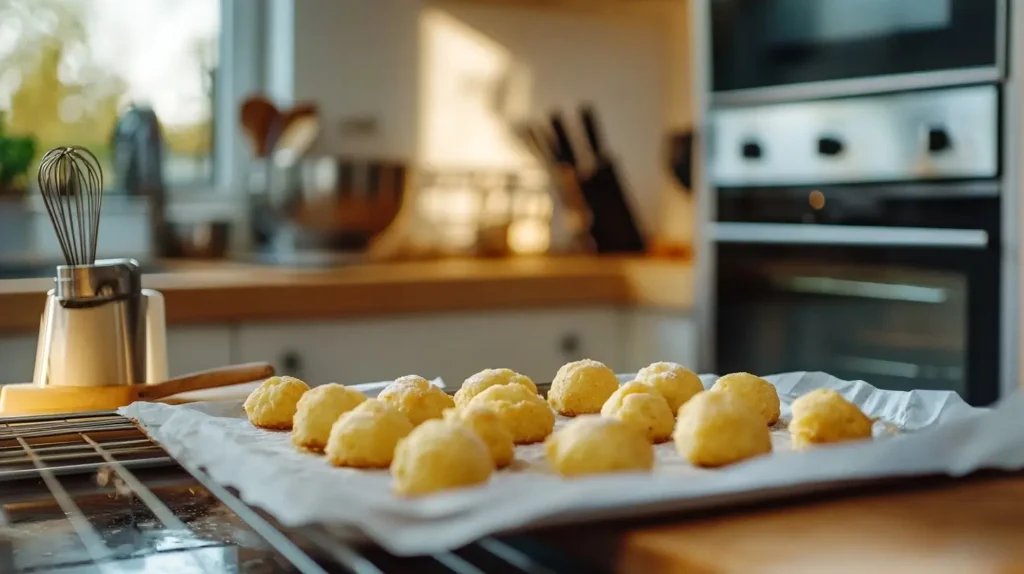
[136,362,275,401]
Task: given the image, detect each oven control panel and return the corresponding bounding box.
[707,85,998,187]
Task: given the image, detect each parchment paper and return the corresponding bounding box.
[120,372,1024,556]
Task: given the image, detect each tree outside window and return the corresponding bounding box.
[0,0,219,194]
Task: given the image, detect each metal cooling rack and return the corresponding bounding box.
[0,410,571,573]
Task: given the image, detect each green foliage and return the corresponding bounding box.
[0,112,37,189]
[0,0,215,188]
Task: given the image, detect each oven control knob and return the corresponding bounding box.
[817,137,844,156]
[928,127,952,153]
[741,140,762,159]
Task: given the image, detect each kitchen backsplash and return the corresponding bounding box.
[288,0,689,237]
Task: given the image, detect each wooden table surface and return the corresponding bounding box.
[547,474,1024,573]
[0,255,692,332]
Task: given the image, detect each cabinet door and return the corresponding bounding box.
[621,310,698,374]
[233,308,624,388]
[166,326,233,376]
[0,334,38,385]
[0,327,234,386]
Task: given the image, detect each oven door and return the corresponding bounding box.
[711,0,1001,95]
[714,231,999,406]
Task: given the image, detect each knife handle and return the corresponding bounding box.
[528,125,556,165]
[549,113,577,168]
[580,105,603,160]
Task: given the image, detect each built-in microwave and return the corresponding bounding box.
[710,0,1005,102]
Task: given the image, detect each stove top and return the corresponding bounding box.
[0,412,575,573]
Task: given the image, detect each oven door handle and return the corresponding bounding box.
[710,223,989,249]
[767,276,950,304]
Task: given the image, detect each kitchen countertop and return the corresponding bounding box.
[0,256,693,332]
[608,473,1024,572]
[517,473,1024,572]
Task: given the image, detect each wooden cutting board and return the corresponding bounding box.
[159,380,264,404]
[0,363,273,415]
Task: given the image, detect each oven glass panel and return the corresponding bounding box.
[711,0,998,92]
[716,244,999,405]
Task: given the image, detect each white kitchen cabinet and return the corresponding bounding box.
[0,309,697,389]
[0,334,37,385]
[166,326,234,377]
[233,308,626,387]
[621,310,698,374]
[0,327,233,386]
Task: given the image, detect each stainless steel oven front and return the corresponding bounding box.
[706,85,1005,406]
[712,188,1000,405]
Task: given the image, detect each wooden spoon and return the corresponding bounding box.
[0,362,276,416]
[268,103,320,158]
[240,96,280,157]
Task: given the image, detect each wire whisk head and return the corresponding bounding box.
[37,146,105,267]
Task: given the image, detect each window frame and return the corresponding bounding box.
[200,0,265,196]
[164,0,277,254]
[92,0,268,197]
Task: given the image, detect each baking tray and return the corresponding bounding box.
[118,372,1024,556]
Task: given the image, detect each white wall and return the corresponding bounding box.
[425,1,666,235]
[287,0,693,238]
[292,0,421,160]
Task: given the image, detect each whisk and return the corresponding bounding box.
[37,146,105,266]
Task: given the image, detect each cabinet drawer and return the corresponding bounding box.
[0,327,234,386]
[167,326,233,376]
[0,335,37,385]
[234,308,624,387]
[622,311,697,373]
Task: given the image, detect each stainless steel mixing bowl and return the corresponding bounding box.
[250,156,407,251]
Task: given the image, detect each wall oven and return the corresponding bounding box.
[707,86,1003,406]
[710,0,1005,102]
[714,186,999,404]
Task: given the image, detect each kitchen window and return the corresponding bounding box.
[0,0,260,192]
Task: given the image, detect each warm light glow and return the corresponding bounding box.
[809,189,826,210]
[417,10,559,254]
[419,8,537,170]
[482,188,511,219]
[508,219,550,255]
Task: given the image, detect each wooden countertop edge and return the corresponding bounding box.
[620,473,1024,572]
[0,256,693,332]
[545,473,1024,572]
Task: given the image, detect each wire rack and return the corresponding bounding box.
[0,410,573,574]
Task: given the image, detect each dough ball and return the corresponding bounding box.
[243,376,310,430]
[291,383,367,452]
[673,391,772,468]
[454,368,537,408]
[545,416,654,477]
[325,401,413,468]
[468,383,555,444]
[378,375,455,426]
[443,405,515,468]
[635,362,704,413]
[711,372,781,425]
[352,398,400,417]
[600,381,675,443]
[789,389,873,448]
[391,419,493,496]
[548,359,620,416]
